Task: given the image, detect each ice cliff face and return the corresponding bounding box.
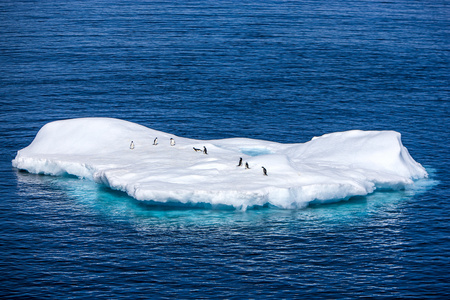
[13,118,428,209]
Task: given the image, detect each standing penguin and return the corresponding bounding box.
[245,162,250,169]
[237,157,243,167]
[130,141,135,150]
[262,166,268,176]
[170,138,175,146]
[203,146,208,154]
[153,137,158,145]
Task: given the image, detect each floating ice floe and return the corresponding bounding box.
[12,118,428,209]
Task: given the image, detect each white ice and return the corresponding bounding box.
[12,118,428,209]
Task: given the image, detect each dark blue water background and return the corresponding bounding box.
[1,0,449,298]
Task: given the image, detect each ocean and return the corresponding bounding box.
[0,0,449,298]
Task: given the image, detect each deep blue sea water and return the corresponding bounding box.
[1,0,449,298]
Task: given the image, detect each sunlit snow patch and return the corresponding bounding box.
[12,118,428,209]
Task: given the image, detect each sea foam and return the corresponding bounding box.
[12,118,428,209]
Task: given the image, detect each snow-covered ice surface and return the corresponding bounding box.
[12,118,428,209]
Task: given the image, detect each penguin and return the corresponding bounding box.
[262,166,268,176]
[170,138,175,146]
[203,146,208,154]
[130,141,135,150]
[193,147,202,152]
[153,137,158,145]
[237,157,243,167]
[245,162,250,169]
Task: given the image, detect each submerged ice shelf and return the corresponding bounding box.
[12,118,428,209]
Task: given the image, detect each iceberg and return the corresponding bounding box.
[12,118,428,209]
